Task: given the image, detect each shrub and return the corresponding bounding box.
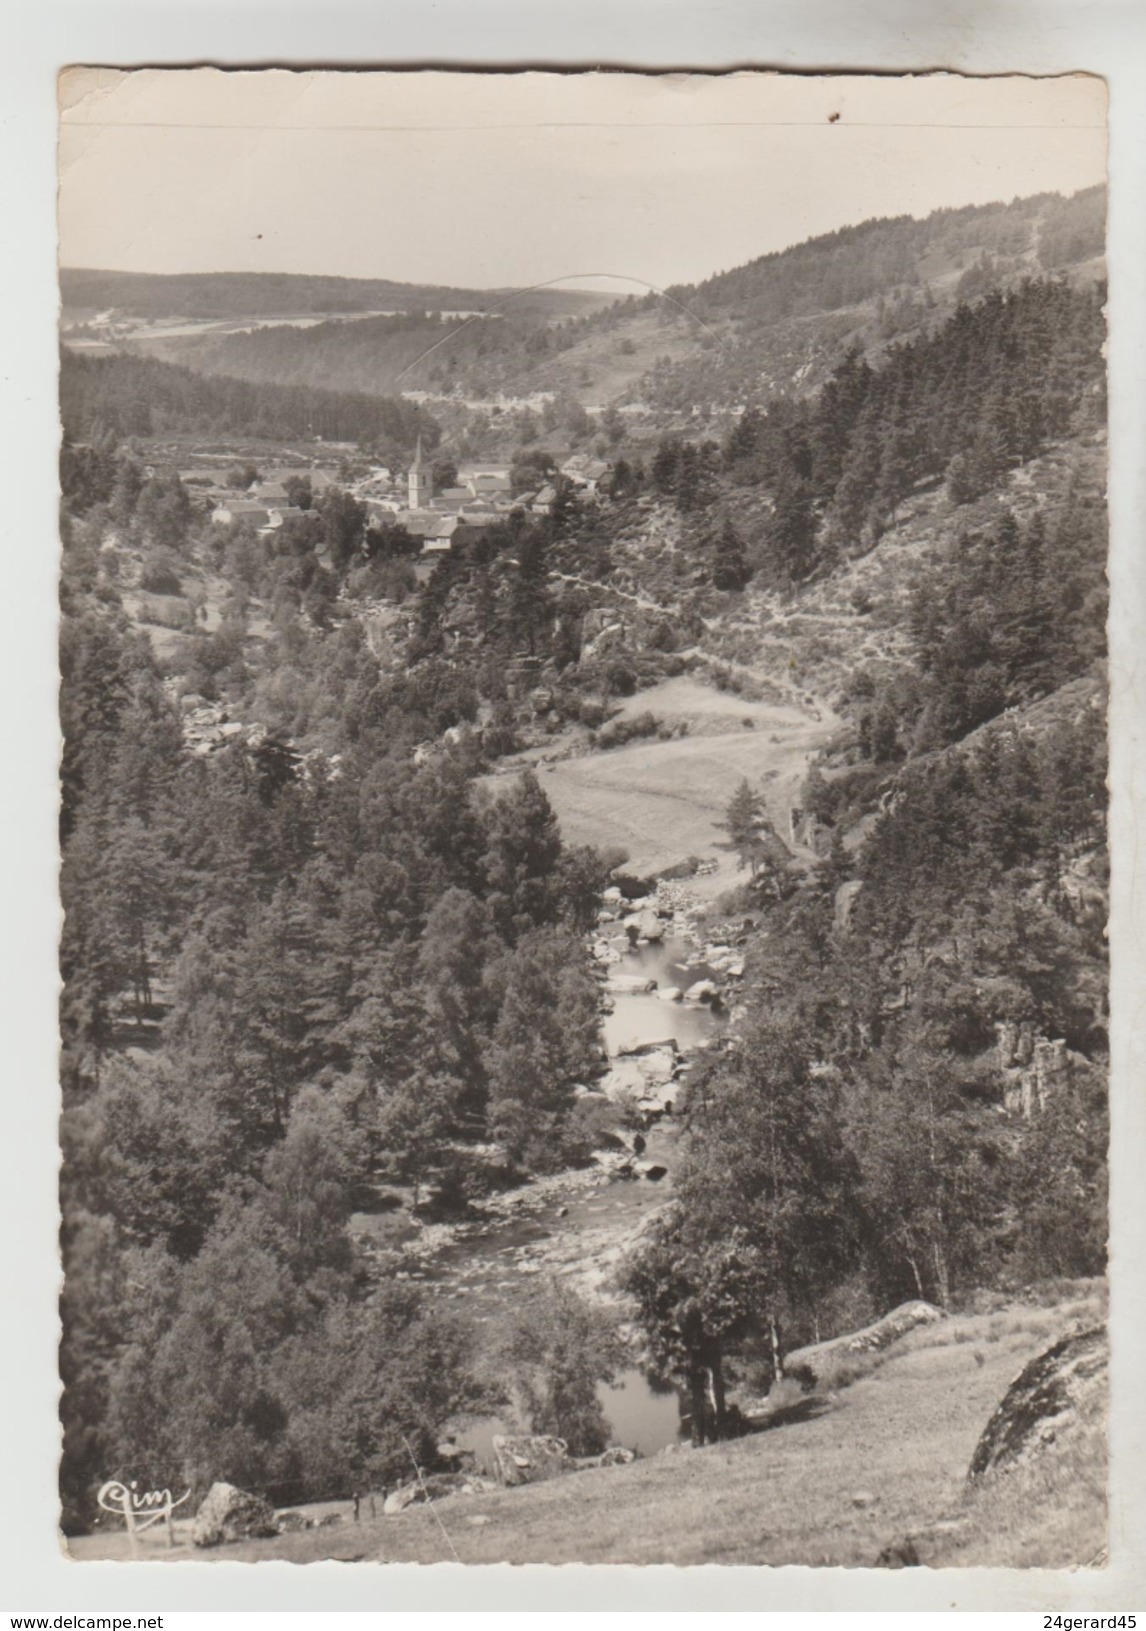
[139,559,183,596]
[595,712,661,751]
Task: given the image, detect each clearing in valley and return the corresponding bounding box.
[535,678,838,882]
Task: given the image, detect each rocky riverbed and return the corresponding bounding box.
[354,877,756,1304]
[348,878,755,1450]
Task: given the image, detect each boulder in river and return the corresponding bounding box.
[638,910,665,942]
[594,1150,635,1178]
[637,1084,677,1117]
[633,1043,677,1084]
[685,979,719,1003]
[606,974,658,995]
[600,1058,648,1099]
[657,985,683,1003]
[192,1482,279,1547]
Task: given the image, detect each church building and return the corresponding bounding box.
[407,435,433,509]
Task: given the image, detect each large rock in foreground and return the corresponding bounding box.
[783,1301,946,1385]
[968,1326,1107,1481]
[491,1433,570,1486]
[191,1482,279,1547]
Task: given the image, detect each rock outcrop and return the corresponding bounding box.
[782,1301,946,1385]
[968,1326,1107,1481]
[572,1445,636,1471]
[191,1482,279,1547]
[995,1023,1073,1117]
[383,1472,495,1514]
[491,1433,570,1486]
[873,1328,1108,1568]
[833,880,863,932]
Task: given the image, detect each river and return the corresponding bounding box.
[421,929,727,1459]
[603,934,727,1056]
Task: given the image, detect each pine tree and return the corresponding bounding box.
[479,771,564,940]
[712,519,750,590]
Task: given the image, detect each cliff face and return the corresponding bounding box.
[996,1025,1073,1118]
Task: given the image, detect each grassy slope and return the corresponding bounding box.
[67,1289,1104,1567]
[531,683,836,881]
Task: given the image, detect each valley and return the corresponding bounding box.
[57,180,1110,1569]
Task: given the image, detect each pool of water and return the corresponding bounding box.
[456,1367,687,1473]
[597,1366,687,1456]
[602,935,725,1057]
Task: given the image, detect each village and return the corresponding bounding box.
[197,439,614,568]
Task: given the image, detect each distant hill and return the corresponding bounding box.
[62,187,1105,419]
[59,268,617,323]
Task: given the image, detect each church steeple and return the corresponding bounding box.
[408,433,432,509]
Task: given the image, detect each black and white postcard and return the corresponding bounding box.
[35,53,1141,1608]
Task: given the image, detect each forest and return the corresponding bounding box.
[668,185,1105,325]
[59,250,1108,1518]
[60,349,438,449]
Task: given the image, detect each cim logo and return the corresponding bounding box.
[97,1481,191,1551]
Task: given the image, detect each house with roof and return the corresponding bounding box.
[211,500,271,527]
[253,480,292,506]
[457,500,499,525]
[363,495,405,522]
[458,463,512,498]
[425,515,462,545]
[560,455,613,494]
[435,486,472,511]
[530,484,558,516]
[394,508,441,539]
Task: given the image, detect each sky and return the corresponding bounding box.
[58,68,1107,293]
